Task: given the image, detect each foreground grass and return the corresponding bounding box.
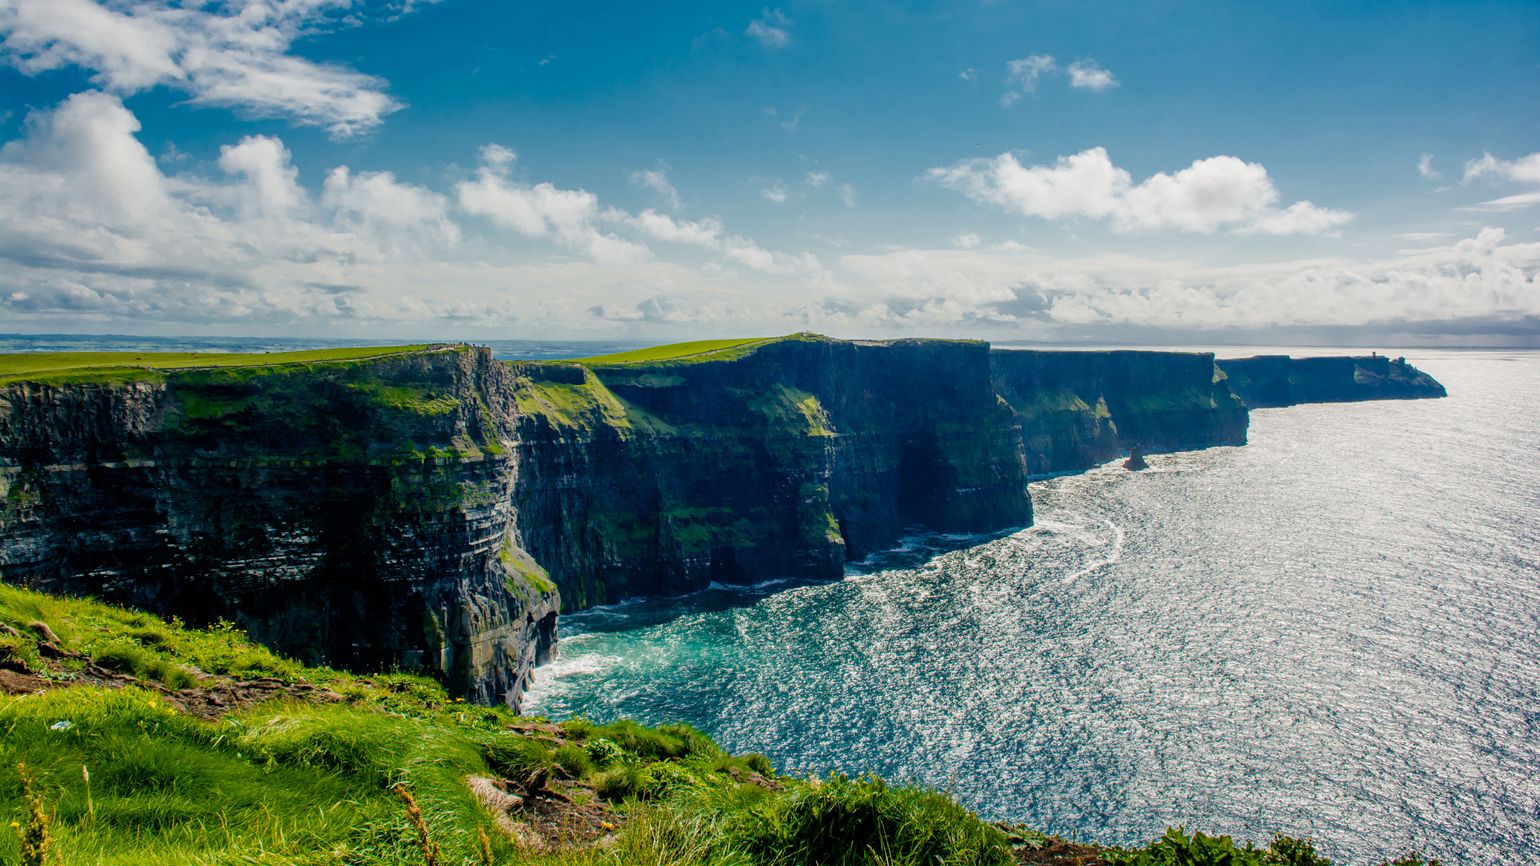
[0,581,1441,865]
[0,345,433,385]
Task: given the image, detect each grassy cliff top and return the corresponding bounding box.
[567,336,782,366]
[567,333,988,367]
[0,344,440,386]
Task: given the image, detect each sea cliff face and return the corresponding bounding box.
[1217,354,1448,408]
[0,347,556,708]
[0,337,1446,706]
[510,336,1031,609]
[991,349,1249,476]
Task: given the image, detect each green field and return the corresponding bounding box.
[570,337,778,366]
[0,345,435,385]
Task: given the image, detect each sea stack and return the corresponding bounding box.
[1123,444,1148,471]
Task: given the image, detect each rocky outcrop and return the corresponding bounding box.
[0,346,557,709]
[0,336,1447,706]
[1217,354,1447,408]
[991,349,1249,476]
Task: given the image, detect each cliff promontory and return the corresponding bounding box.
[1217,353,1447,408]
[0,336,1446,706]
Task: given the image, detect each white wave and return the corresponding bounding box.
[520,652,621,710]
[707,576,797,593]
[1061,517,1125,585]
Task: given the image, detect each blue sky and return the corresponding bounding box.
[0,0,1537,344]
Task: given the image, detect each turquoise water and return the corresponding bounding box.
[525,350,1540,865]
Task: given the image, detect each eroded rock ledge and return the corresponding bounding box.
[0,336,1445,706]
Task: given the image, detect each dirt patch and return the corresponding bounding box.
[1012,839,1106,865]
[997,824,1106,866]
[466,774,621,852]
[0,668,50,695]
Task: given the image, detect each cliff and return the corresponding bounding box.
[509,335,1032,608]
[1217,354,1447,408]
[0,336,1446,706]
[0,346,556,708]
[991,349,1249,476]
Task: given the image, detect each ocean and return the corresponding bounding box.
[6,336,1534,863]
[522,349,1540,865]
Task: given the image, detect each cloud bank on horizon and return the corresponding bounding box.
[0,0,1536,345]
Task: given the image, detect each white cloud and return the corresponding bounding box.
[927,146,1352,235]
[322,166,459,248]
[805,170,829,188]
[630,166,682,211]
[605,207,821,276]
[455,146,649,264]
[0,0,405,137]
[959,67,978,82]
[218,136,305,217]
[1464,152,1540,185]
[614,208,723,249]
[1462,152,1540,210]
[1418,153,1439,179]
[0,92,834,335]
[745,8,791,49]
[1066,58,1117,91]
[1459,191,1540,213]
[3,91,1531,342]
[760,183,787,203]
[835,182,857,207]
[1001,54,1055,104]
[827,228,1540,334]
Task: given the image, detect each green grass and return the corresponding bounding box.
[0,345,435,385]
[569,337,776,366]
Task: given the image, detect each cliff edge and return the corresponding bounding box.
[1218,354,1447,408]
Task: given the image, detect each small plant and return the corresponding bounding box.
[553,742,595,779]
[392,783,439,866]
[1268,834,1332,865]
[15,763,52,866]
[482,737,555,795]
[741,752,775,777]
[1105,827,1337,866]
[82,764,95,825]
[584,736,630,768]
[594,762,649,802]
[476,824,494,865]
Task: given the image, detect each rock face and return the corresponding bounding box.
[1217,354,1448,408]
[0,336,1447,705]
[0,347,557,708]
[991,349,1249,476]
[509,336,1031,608]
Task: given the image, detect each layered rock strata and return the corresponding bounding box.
[0,347,556,708]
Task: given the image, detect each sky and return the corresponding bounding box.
[0,0,1537,345]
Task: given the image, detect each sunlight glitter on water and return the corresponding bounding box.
[525,350,1540,865]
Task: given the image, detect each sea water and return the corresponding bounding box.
[524,350,1540,865]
